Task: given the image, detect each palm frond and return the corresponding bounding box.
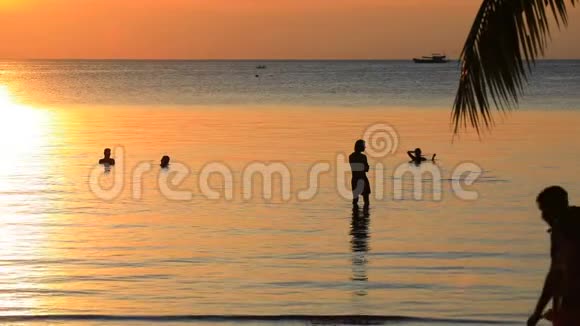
[452,0,577,133]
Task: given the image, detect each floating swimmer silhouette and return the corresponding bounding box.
[407,148,436,165]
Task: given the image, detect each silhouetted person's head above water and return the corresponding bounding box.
[98,148,115,165]
[354,139,366,153]
[537,185,569,227]
[160,155,170,168]
[414,148,422,157]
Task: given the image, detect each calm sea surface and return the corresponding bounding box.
[0,60,579,325]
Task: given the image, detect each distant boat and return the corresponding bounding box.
[412,54,449,64]
[256,65,267,69]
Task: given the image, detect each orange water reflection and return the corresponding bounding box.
[0,101,578,320]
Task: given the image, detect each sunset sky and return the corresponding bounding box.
[0,0,579,59]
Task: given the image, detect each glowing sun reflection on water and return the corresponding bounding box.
[0,86,50,153]
[0,86,53,314]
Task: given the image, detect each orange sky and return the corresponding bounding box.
[0,0,578,59]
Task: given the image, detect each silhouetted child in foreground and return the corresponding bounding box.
[528,186,580,326]
[349,139,370,209]
[160,155,170,168]
[407,148,436,164]
[98,148,115,165]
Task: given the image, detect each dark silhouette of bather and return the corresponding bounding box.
[351,207,370,290]
[349,139,370,208]
[528,186,580,326]
[407,148,436,165]
[98,148,115,166]
[160,155,170,168]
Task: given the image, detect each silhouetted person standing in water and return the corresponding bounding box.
[528,186,580,326]
[349,140,370,209]
[98,148,115,165]
[160,155,170,169]
[407,148,436,165]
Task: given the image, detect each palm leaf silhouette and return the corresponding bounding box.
[453,0,577,133]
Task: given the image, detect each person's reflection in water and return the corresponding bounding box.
[350,206,370,296]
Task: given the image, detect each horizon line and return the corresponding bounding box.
[1,57,579,61]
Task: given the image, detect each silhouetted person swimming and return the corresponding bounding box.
[349,139,370,209]
[528,186,580,326]
[98,148,115,165]
[160,155,170,168]
[407,148,436,164]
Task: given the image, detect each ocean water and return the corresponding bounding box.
[0,60,579,325]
